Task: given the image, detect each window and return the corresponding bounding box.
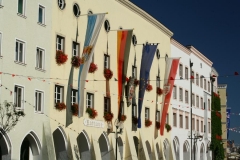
[208,122,211,133]
[72,42,80,56]
[104,54,110,69]
[208,99,210,111]
[156,76,160,88]
[201,121,203,132]
[179,64,183,77]
[156,111,160,122]
[0,0,2,5]
[196,74,199,85]
[200,76,203,88]
[104,20,111,32]
[166,114,169,124]
[86,93,94,108]
[132,66,137,78]
[58,0,65,10]
[204,79,206,90]
[200,97,203,109]
[14,85,24,109]
[73,3,81,17]
[173,113,177,127]
[204,125,206,132]
[173,86,177,99]
[197,119,199,131]
[121,102,124,115]
[18,0,25,15]
[104,97,110,113]
[185,90,189,103]
[192,93,195,106]
[192,118,195,130]
[185,116,189,129]
[38,5,45,24]
[179,115,183,128]
[0,32,2,56]
[132,104,137,117]
[35,90,44,113]
[55,85,64,103]
[15,40,25,63]
[36,48,44,69]
[179,88,183,101]
[185,67,188,79]
[191,71,194,83]
[208,81,210,92]
[71,89,78,105]
[145,108,149,119]
[196,95,199,108]
[56,35,64,51]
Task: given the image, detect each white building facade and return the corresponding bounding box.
[170,39,216,160]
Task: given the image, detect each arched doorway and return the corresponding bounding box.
[145,141,152,160]
[77,130,91,160]
[173,137,180,160]
[183,141,190,160]
[98,132,110,160]
[163,139,170,160]
[53,127,67,160]
[20,131,41,160]
[192,143,198,160]
[0,131,11,160]
[200,143,205,160]
[133,136,139,156]
[156,143,162,160]
[117,137,123,159]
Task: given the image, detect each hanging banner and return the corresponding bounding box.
[78,13,105,117]
[160,58,180,135]
[227,108,231,139]
[137,44,158,128]
[66,66,74,127]
[117,30,133,119]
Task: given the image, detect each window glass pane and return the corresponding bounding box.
[18,0,23,14]
[39,7,43,23]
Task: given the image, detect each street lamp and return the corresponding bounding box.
[188,130,203,160]
[108,119,124,160]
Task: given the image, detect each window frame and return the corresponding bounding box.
[86,92,94,108]
[14,84,25,110]
[196,73,199,86]
[55,85,64,104]
[36,47,45,70]
[185,115,189,129]
[192,118,195,130]
[208,121,211,133]
[185,90,189,104]
[191,70,194,83]
[204,79,206,90]
[208,81,210,92]
[15,39,26,63]
[56,35,65,51]
[38,4,45,24]
[208,99,211,111]
[201,121,203,132]
[72,41,80,57]
[156,110,160,122]
[196,119,199,131]
[132,65,137,78]
[17,0,26,15]
[200,97,203,109]
[192,93,195,106]
[196,95,199,108]
[179,114,183,128]
[179,63,183,77]
[104,54,110,69]
[104,97,111,113]
[173,113,177,127]
[145,107,150,119]
[35,90,44,113]
[179,87,183,101]
[173,85,177,99]
[185,66,189,80]
[57,0,65,10]
[71,89,78,105]
[200,75,203,88]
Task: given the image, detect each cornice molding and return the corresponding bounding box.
[171,39,191,55]
[116,0,173,37]
[186,46,213,67]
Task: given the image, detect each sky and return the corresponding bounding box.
[130,0,240,144]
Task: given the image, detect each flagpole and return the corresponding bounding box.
[80,12,108,16]
[109,29,134,31]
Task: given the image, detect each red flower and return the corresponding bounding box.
[156,121,161,129]
[146,84,153,92]
[71,56,82,68]
[104,69,113,80]
[132,116,138,125]
[56,50,68,65]
[71,103,78,116]
[55,102,66,111]
[145,119,152,127]
[86,108,98,119]
[157,87,163,96]
[121,115,127,121]
[89,63,98,73]
[126,76,129,83]
[103,112,114,121]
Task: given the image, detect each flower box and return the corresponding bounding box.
[120,115,127,122]
[156,121,161,129]
[157,87,163,96]
[132,116,138,125]
[104,69,113,80]
[71,56,81,68]
[88,62,98,73]
[165,123,172,132]
[86,108,98,119]
[146,84,153,92]
[56,50,68,65]
[145,119,152,127]
[55,102,66,111]
[71,103,78,116]
[103,112,114,121]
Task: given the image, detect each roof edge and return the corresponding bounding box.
[116,0,173,37]
[171,38,191,55]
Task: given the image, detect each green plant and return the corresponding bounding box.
[165,124,172,132]
[86,108,98,119]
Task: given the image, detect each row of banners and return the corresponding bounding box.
[62,13,180,135]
